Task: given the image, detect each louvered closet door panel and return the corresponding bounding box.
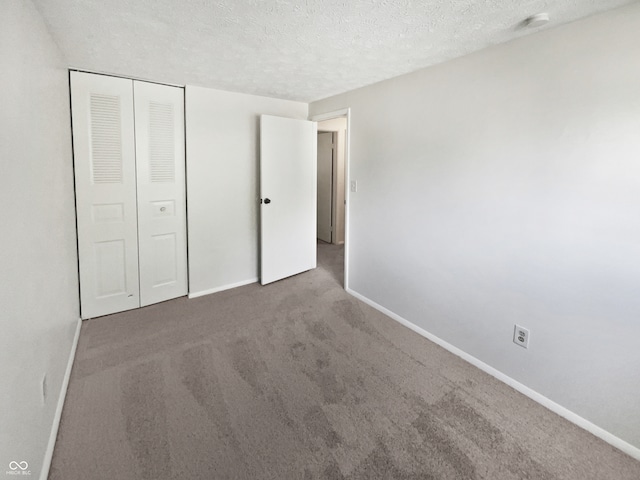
[71,72,140,319]
[133,81,188,306]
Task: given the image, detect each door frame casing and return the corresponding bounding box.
[309,108,351,291]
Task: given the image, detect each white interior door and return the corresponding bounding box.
[71,72,140,319]
[260,115,317,285]
[317,132,333,243]
[133,81,188,306]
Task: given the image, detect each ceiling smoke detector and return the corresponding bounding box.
[524,13,550,28]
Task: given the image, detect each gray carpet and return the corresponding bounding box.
[50,242,640,479]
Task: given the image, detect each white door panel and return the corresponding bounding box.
[260,115,317,285]
[71,72,140,319]
[133,81,188,306]
[317,132,333,243]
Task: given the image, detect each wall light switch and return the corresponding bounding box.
[350,180,358,193]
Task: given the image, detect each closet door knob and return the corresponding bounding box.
[264,198,271,204]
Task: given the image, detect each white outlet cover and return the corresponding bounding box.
[514,324,530,348]
[350,180,358,193]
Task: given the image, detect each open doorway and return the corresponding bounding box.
[312,111,350,288]
[316,131,334,243]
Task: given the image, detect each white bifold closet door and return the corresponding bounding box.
[133,81,187,307]
[71,73,140,318]
[71,72,187,319]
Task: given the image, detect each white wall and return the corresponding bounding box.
[0,0,79,477]
[318,117,347,244]
[186,86,308,295]
[310,3,640,450]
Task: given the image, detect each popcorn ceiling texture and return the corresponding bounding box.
[33,0,634,102]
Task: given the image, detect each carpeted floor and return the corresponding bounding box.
[50,242,640,479]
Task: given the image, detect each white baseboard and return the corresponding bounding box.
[40,317,82,480]
[188,278,259,299]
[346,287,640,462]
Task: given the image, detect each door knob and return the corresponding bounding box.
[264,198,271,204]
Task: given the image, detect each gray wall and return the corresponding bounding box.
[185,86,308,295]
[310,3,640,449]
[0,0,79,476]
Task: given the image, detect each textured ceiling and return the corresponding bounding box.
[33,0,635,102]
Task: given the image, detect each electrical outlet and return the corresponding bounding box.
[350,180,358,193]
[513,325,530,349]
